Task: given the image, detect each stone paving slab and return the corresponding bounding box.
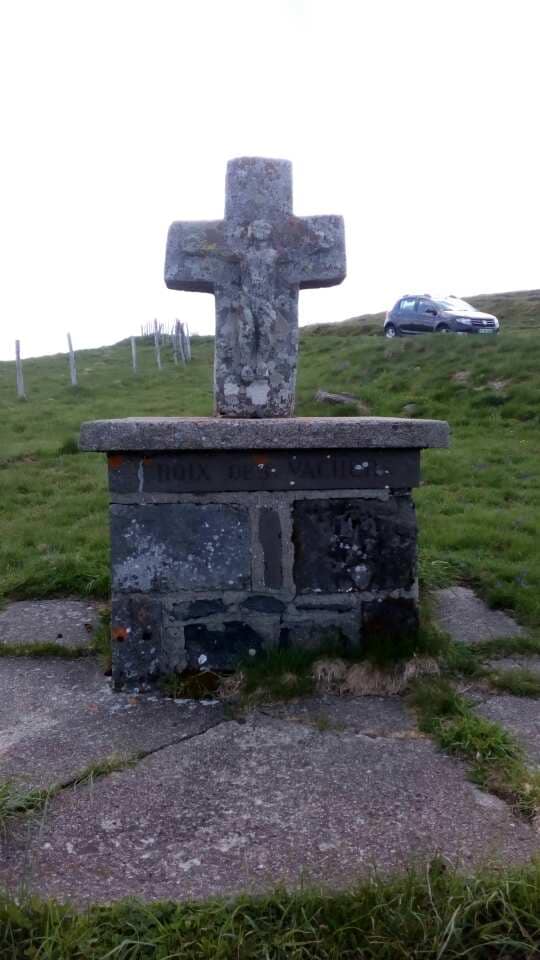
[2,715,537,905]
[258,694,417,736]
[433,587,526,644]
[0,600,102,649]
[476,696,540,765]
[0,658,224,789]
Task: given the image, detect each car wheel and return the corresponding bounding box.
[436,324,450,334]
[385,323,397,339]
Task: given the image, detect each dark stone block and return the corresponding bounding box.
[295,601,355,612]
[186,599,227,619]
[111,596,163,690]
[259,508,282,589]
[293,497,416,593]
[362,597,419,642]
[110,503,250,593]
[241,595,286,613]
[185,621,263,671]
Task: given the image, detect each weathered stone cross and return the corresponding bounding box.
[165,157,346,418]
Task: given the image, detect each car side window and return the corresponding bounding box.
[418,299,437,315]
[399,298,417,313]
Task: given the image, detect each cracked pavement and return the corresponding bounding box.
[1,655,540,903]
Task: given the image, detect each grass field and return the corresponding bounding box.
[3,863,540,959]
[1,291,539,630]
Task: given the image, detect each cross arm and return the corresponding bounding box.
[164,220,234,293]
[284,215,346,290]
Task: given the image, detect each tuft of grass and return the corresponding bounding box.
[239,647,318,702]
[0,783,50,825]
[4,862,540,957]
[474,635,540,659]
[409,677,540,817]
[160,670,221,700]
[0,754,136,828]
[0,641,91,658]
[489,668,540,698]
[443,641,487,679]
[70,754,135,787]
[90,608,111,672]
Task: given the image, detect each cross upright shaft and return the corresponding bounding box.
[165,157,346,418]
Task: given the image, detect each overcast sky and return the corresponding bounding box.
[1,0,538,360]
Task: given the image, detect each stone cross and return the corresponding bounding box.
[165,157,346,418]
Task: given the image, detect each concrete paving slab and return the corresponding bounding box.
[476,696,540,765]
[0,600,101,649]
[0,658,224,789]
[433,587,526,644]
[258,695,417,736]
[2,716,538,905]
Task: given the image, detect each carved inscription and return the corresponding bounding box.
[108,450,420,495]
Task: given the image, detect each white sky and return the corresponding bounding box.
[1,0,539,360]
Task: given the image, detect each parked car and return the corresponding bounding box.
[384,295,499,338]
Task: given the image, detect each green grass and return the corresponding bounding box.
[0,782,49,823]
[0,641,91,658]
[489,668,540,698]
[1,295,540,629]
[3,863,540,958]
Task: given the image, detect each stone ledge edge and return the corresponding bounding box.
[79,417,450,451]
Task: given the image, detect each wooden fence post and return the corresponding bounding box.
[131,336,137,374]
[153,319,162,370]
[15,340,26,399]
[184,323,191,361]
[67,333,78,387]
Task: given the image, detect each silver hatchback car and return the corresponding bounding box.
[384,295,499,338]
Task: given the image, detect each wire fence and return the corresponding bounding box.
[12,320,192,399]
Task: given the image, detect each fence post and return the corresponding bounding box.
[184,323,191,361]
[153,319,162,370]
[67,333,78,387]
[15,340,26,399]
[131,336,137,374]
[175,319,185,364]
[171,324,178,364]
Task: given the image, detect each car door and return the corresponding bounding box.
[416,299,439,333]
[397,297,418,333]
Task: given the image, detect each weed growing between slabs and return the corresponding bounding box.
[443,634,540,696]
[0,755,134,829]
[489,668,540,698]
[158,626,445,705]
[409,677,540,818]
[3,863,540,958]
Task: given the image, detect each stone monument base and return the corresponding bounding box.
[80,417,449,691]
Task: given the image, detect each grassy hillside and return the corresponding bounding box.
[1,290,539,628]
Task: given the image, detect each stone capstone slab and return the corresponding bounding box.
[110,502,250,593]
[2,714,537,904]
[79,416,450,452]
[293,496,416,594]
[0,599,101,649]
[433,587,526,644]
[0,657,224,790]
